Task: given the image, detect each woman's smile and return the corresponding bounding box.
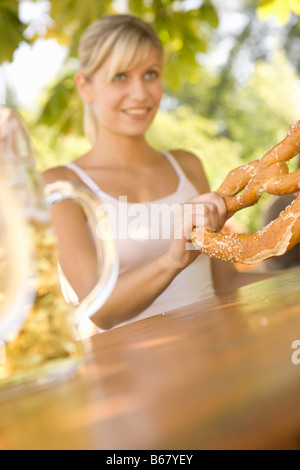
[122,107,152,119]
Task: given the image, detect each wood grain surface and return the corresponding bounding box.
[1,270,300,450]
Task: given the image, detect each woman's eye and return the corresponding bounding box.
[145,70,159,80]
[113,73,126,82]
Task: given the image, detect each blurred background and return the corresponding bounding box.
[0,0,299,232]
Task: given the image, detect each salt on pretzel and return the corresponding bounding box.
[191,121,300,265]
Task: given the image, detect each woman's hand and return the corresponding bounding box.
[162,192,228,272]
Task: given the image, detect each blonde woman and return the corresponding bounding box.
[43,15,276,331]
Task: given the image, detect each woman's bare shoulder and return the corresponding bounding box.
[41,165,87,220]
[169,149,211,193]
[41,165,80,185]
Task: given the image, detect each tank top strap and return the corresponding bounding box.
[65,162,102,194]
[66,151,188,200]
[162,151,185,185]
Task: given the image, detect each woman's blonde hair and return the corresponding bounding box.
[78,15,164,144]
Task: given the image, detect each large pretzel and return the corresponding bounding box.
[191,121,300,265]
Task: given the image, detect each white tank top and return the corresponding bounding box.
[65,151,215,330]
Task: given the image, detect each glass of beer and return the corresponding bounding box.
[0,108,119,399]
[0,179,34,343]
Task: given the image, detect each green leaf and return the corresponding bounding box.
[0,0,27,63]
[30,0,221,131]
[257,0,300,24]
[199,3,219,28]
[38,73,83,136]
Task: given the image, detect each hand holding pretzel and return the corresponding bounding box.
[191,121,300,265]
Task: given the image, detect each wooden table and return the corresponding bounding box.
[1,270,300,450]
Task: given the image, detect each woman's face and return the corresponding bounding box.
[80,47,163,139]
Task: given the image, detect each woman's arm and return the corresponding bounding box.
[44,169,185,329]
[42,160,226,330]
[92,253,183,329]
[42,169,184,330]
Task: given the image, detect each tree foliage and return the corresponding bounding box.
[0,0,28,62]
[258,0,300,24]
[1,0,299,135]
[13,0,218,134]
[2,0,300,232]
[33,0,218,87]
[12,0,219,154]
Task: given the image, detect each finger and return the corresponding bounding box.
[188,193,227,228]
[209,193,227,227]
[174,204,195,240]
[177,202,222,241]
[183,202,219,232]
[194,205,220,232]
[178,205,208,240]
